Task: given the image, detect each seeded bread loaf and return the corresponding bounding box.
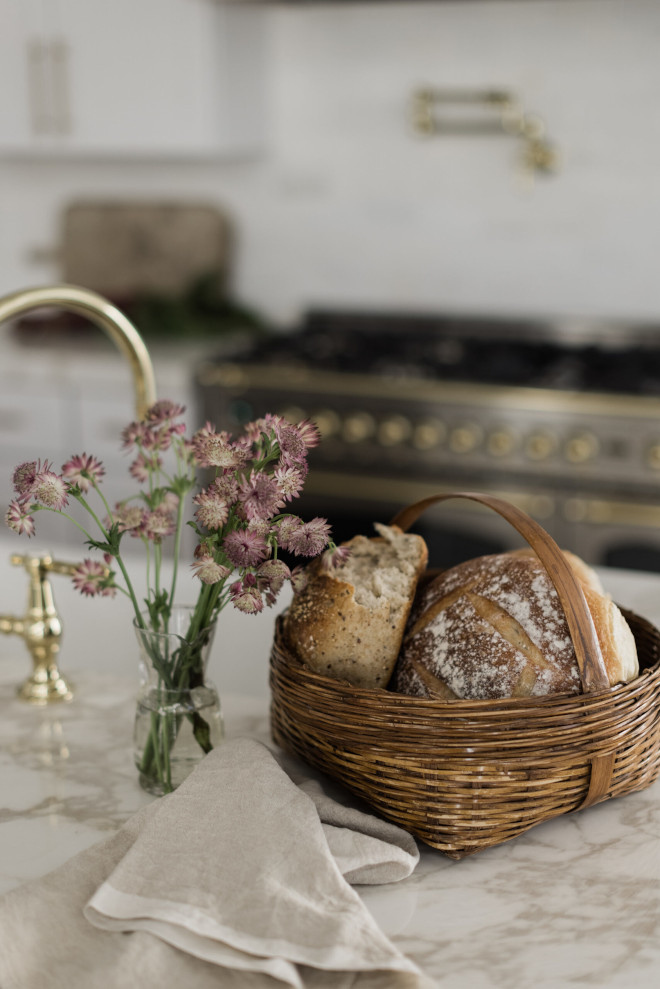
[392,548,638,701]
[283,523,429,688]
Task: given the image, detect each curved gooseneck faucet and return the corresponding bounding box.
[0,284,157,702]
[0,283,157,418]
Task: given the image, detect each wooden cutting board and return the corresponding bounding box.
[61,200,231,299]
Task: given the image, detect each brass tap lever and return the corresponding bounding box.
[1,552,78,704]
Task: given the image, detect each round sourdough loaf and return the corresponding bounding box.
[392,548,638,700]
[283,523,428,688]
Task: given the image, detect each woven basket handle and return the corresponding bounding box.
[390,491,610,694]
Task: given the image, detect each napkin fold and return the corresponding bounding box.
[0,738,431,989]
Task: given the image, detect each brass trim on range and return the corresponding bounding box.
[563,497,660,528]
[303,470,660,531]
[197,361,660,421]
[302,470,554,520]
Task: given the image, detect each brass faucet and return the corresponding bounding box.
[0,284,158,701]
[0,283,156,418]
[0,553,79,703]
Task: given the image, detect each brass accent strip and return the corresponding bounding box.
[303,471,660,531]
[569,498,660,528]
[302,471,543,515]
[0,284,157,419]
[198,361,660,421]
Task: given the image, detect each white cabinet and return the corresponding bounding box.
[0,0,267,158]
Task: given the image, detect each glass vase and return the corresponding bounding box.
[133,605,223,796]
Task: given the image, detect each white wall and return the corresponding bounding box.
[1,0,660,326]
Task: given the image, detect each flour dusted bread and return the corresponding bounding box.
[283,524,428,688]
[392,548,638,700]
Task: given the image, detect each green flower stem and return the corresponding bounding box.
[74,491,145,627]
[115,554,146,629]
[137,632,212,788]
[148,709,165,784]
[36,507,97,545]
[167,493,186,612]
[154,542,162,605]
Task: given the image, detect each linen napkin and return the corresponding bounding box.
[0,737,432,989]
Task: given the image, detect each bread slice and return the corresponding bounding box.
[283,523,428,688]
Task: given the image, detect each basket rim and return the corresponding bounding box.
[272,607,660,712]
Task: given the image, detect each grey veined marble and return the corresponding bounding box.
[2,562,660,987]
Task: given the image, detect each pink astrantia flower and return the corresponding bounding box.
[275,516,302,550]
[296,418,322,449]
[146,400,186,424]
[32,469,69,510]
[5,393,333,729]
[255,559,291,604]
[158,491,180,516]
[274,421,308,468]
[223,528,269,568]
[141,510,176,543]
[245,518,270,540]
[237,471,284,521]
[212,473,239,503]
[289,565,309,594]
[129,452,162,483]
[229,579,264,614]
[193,489,229,531]
[190,554,232,585]
[5,498,36,537]
[274,465,306,502]
[72,559,115,597]
[110,503,145,535]
[120,421,150,450]
[12,459,51,497]
[191,424,248,470]
[62,453,105,493]
[285,517,331,557]
[320,544,352,571]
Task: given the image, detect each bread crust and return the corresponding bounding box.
[393,549,638,700]
[283,526,428,688]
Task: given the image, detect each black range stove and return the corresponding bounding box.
[196,309,660,570]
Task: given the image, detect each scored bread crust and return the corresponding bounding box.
[392,549,638,701]
[283,525,428,688]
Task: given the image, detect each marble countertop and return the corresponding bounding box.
[2,563,660,987]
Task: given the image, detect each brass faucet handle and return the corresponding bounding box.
[42,557,79,577]
[10,552,79,577]
[5,551,77,704]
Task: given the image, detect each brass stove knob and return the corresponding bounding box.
[449,422,483,454]
[377,415,412,446]
[646,443,660,470]
[565,432,599,464]
[342,411,376,443]
[412,418,446,450]
[524,430,558,460]
[487,428,516,457]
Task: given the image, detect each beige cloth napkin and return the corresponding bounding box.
[0,738,432,989]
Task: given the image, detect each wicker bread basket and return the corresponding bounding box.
[270,492,660,859]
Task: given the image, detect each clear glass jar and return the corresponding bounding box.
[133,605,223,795]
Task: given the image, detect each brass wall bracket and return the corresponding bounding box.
[410,87,559,175]
[0,553,80,704]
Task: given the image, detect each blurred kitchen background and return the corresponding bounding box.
[2,0,660,571]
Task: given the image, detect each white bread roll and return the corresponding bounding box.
[392,549,638,701]
[283,523,429,688]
